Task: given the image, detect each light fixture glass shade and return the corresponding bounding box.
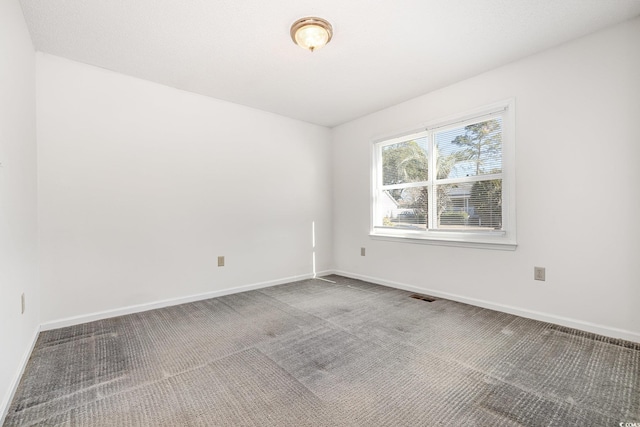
[291,17,333,52]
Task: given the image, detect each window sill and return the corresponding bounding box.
[369,230,517,251]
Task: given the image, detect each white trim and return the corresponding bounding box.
[0,326,41,426]
[41,272,330,331]
[369,232,517,250]
[330,270,640,344]
[2,272,333,422]
[425,106,508,131]
[2,269,638,425]
[371,98,517,248]
[371,99,512,146]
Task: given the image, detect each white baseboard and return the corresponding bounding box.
[0,325,40,426]
[41,271,329,331]
[3,271,333,423]
[331,270,640,344]
[8,268,637,426]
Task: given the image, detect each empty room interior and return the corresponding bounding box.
[2,0,640,425]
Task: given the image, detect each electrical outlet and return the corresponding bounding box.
[534,266,546,281]
[21,293,25,314]
[218,256,225,267]
[361,247,366,256]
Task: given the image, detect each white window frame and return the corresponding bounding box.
[370,99,516,250]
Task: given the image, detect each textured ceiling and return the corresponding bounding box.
[19,0,640,127]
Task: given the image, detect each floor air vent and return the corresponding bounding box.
[409,294,436,302]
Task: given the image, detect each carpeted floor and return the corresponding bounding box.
[4,275,640,426]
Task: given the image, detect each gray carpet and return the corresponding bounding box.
[4,275,640,426]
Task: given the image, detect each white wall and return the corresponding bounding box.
[332,17,640,341]
[0,0,39,419]
[37,54,333,324]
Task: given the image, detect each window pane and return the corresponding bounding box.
[381,137,428,185]
[435,118,502,179]
[436,180,502,230]
[376,187,428,230]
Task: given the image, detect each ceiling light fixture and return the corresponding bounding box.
[290,17,333,52]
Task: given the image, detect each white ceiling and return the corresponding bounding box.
[19,0,640,127]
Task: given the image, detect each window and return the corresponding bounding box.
[371,100,516,249]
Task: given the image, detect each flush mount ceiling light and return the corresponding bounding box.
[290,17,333,52]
